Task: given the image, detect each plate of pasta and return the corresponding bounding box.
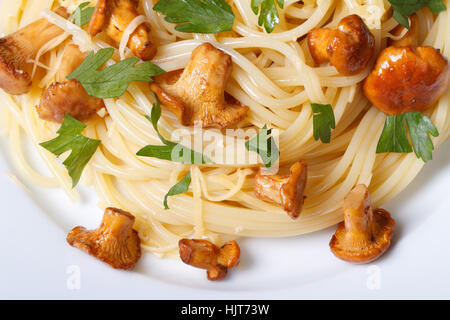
[0,0,449,297]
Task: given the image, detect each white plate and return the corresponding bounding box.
[0,133,449,299]
[0,0,449,299]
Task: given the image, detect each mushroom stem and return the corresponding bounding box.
[58,43,88,79]
[9,20,64,56]
[98,207,135,239]
[0,7,68,95]
[254,160,308,219]
[307,28,332,64]
[342,184,373,241]
[88,0,108,37]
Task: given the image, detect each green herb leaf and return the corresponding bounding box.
[136,92,211,164]
[164,172,192,209]
[251,0,284,33]
[39,114,100,187]
[376,112,439,162]
[67,48,166,99]
[136,144,176,160]
[145,93,176,147]
[245,124,280,169]
[404,112,439,162]
[72,2,95,27]
[388,0,446,29]
[376,113,412,153]
[311,103,336,144]
[153,0,235,33]
[137,143,209,163]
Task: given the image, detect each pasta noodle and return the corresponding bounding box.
[0,0,448,259]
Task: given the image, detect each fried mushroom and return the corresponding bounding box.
[307,28,332,64]
[179,239,240,281]
[254,160,307,219]
[0,7,68,95]
[150,43,249,128]
[329,184,395,264]
[36,44,105,123]
[88,0,156,60]
[363,46,450,115]
[67,207,141,270]
[307,14,375,75]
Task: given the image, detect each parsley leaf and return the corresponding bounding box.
[405,112,439,162]
[376,113,412,154]
[39,114,100,188]
[245,124,280,169]
[251,0,284,33]
[153,0,235,33]
[388,0,446,29]
[311,103,336,144]
[72,2,95,27]
[136,92,211,164]
[67,48,166,99]
[164,172,192,209]
[376,112,439,162]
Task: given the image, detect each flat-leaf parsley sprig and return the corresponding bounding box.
[136,92,211,164]
[245,124,280,169]
[72,2,95,27]
[40,114,101,188]
[164,172,192,209]
[153,0,235,33]
[376,111,439,162]
[251,0,284,33]
[311,103,336,144]
[67,48,165,99]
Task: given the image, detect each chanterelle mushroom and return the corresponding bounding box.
[363,46,450,115]
[36,44,105,122]
[254,160,307,219]
[150,43,249,128]
[179,239,240,281]
[88,0,156,61]
[329,184,395,264]
[388,13,419,48]
[0,7,68,95]
[37,44,105,123]
[307,14,375,75]
[67,207,141,270]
